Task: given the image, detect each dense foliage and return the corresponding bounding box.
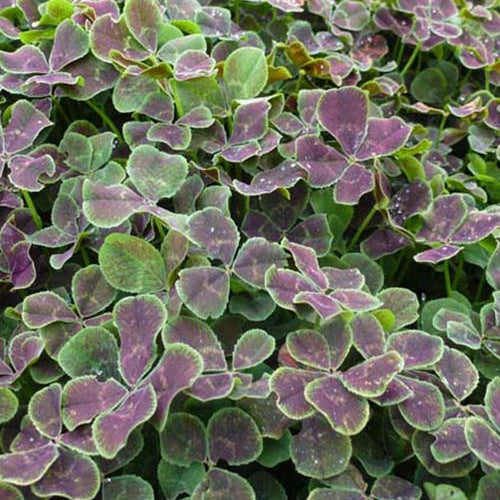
[0,0,499,498]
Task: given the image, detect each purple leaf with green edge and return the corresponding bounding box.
[71,265,116,318]
[29,355,64,385]
[465,417,500,468]
[233,160,306,196]
[451,212,500,244]
[265,266,316,311]
[99,233,166,293]
[282,239,328,290]
[341,351,403,397]
[432,309,471,333]
[174,50,216,81]
[115,295,166,386]
[0,444,58,486]
[230,373,271,400]
[294,292,343,320]
[102,475,154,500]
[176,266,230,320]
[163,316,226,372]
[388,180,432,227]
[160,413,206,466]
[476,472,500,500]
[0,45,49,74]
[305,376,370,435]
[414,245,463,264]
[147,123,192,150]
[412,430,478,478]
[371,376,414,406]
[4,100,52,154]
[318,317,352,370]
[224,47,268,101]
[386,330,444,369]
[435,347,479,401]
[187,208,239,265]
[0,483,22,500]
[229,100,271,145]
[295,136,348,188]
[62,376,127,431]
[259,183,308,232]
[177,105,214,128]
[290,416,351,479]
[82,180,143,228]
[31,448,100,500]
[90,14,149,63]
[8,332,44,374]
[57,326,120,380]
[112,74,158,114]
[22,292,77,329]
[59,132,93,173]
[0,388,17,424]
[371,476,422,500]
[332,0,370,31]
[124,0,161,52]
[308,489,365,500]
[93,384,156,459]
[97,430,144,475]
[238,393,291,440]
[330,289,382,312]
[161,230,189,278]
[430,418,469,464]
[173,174,204,214]
[8,154,56,192]
[323,268,365,290]
[127,145,188,202]
[355,118,412,161]
[58,54,119,100]
[144,343,203,430]
[485,377,500,431]
[157,34,207,64]
[318,87,368,156]
[185,373,234,401]
[485,98,500,130]
[10,415,50,452]
[272,112,303,136]
[191,468,255,500]
[377,288,419,331]
[341,253,384,295]
[232,329,275,370]
[398,377,444,431]
[50,19,89,71]
[207,407,262,465]
[137,91,174,123]
[286,329,330,371]
[233,238,288,289]
[270,367,321,419]
[39,322,80,360]
[241,211,281,242]
[417,194,469,244]
[195,6,231,37]
[334,163,374,205]
[28,384,61,439]
[351,312,386,359]
[288,215,332,256]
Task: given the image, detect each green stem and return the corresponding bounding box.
[443,260,452,297]
[86,101,122,139]
[21,191,42,230]
[396,40,405,66]
[400,41,422,77]
[80,246,90,267]
[154,217,166,240]
[451,253,463,290]
[234,0,240,24]
[474,272,485,304]
[437,112,448,142]
[347,204,378,252]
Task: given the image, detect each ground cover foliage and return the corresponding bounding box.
[0,0,499,498]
